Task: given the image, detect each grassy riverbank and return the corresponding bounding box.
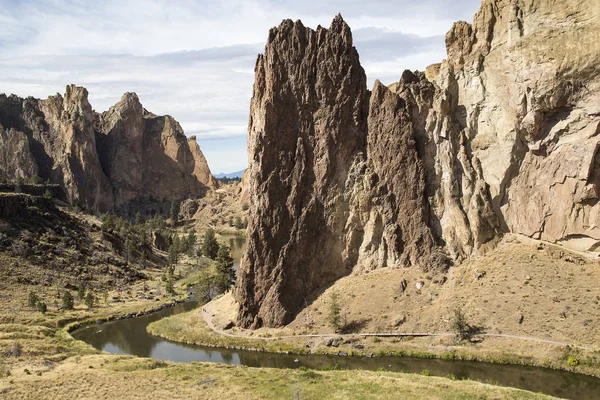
[3,353,557,400]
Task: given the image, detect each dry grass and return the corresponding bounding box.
[159,235,600,376]
[0,354,556,400]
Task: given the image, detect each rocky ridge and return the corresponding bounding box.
[236,0,600,327]
[0,86,216,212]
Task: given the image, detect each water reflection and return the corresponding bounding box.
[71,235,600,400]
[220,234,246,270]
[72,301,600,400]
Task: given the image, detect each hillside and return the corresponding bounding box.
[235,0,600,328]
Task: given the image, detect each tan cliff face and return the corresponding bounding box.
[0,86,216,212]
[236,0,600,327]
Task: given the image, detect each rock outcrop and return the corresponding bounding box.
[236,0,600,327]
[0,86,216,212]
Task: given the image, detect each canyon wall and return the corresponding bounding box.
[0,86,216,212]
[236,0,600,327]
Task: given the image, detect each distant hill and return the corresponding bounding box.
[214,169,245,179]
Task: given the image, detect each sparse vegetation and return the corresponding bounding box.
[62,291,74,310]
[451,308,471,341]
[215,244,235,293]
[328,292,342,332]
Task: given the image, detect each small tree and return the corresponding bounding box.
[42,189,53,200]
[170,201,180,223]
[201,229,219,260]
[77,282,86,300]
[185,231,197,256]
[215,244,235,293]
[135,212,143,226]
[234,216,243,229]
[84,291,95,309]
[101,213,115,230]
[451,308,471,341]
[36,301,47,314]
[62,291,74,310]
[328,292,342,332]
[28,291,39,308]
[165,272,175,296]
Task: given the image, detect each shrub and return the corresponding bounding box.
[10,342,22,357]
[567,356,579,367]
[451,308,471,341]
[84,291,96,309]
[328,292,341,332]
[36,301,47,314]
[28,292,39,308]
[445,373,457,380]
[78,282,86,300]
[420,370,431,376]
[62,291,74,310]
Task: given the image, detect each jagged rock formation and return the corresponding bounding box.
[236,0,600,327]
[0,85,216,212]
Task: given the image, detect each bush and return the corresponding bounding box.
[28,292,39,308]
[451,308,471,341]
[43,189,53,199]
[62,291,74,310]
[84,291,96,309]
[36,301,47,314]
[328,292,341,332]
[567,356,579,367]
[10,342,22,357]
[420,370,431,376]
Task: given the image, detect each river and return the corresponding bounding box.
[71,236,600,399]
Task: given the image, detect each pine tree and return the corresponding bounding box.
[201,228,219,259]
[215,244,235,293]
[28,291,39,308]
[84,290,95,309]
[62,291,74,310]
[170,201,180,223]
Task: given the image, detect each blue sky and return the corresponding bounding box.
[0,0,481,174]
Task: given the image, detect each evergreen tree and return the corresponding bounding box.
[185,231,197,256]
[170,201,180,223]
[234,216,243,229]
[135,212,143,226]
[215,244,235,293]
[77,282,86,300]
[36,301,47,314]
[101,213,115,230]
[201,229,219,259]
[28,291,39,308]
[62,291,74,310]
[84,290,95,309]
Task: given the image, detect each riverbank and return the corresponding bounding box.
[2,353,557,400]
[147,296,600,380]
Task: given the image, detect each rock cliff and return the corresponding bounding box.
[236,0,600,327]
[0,86,216,212]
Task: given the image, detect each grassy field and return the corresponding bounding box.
[1,354,557,400]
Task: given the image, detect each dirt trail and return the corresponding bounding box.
[200,301,595,350]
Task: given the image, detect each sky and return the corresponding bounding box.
[0,0,481,174]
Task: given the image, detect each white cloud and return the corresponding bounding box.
[0,0,482,172]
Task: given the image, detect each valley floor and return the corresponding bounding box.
[149,235,600,378]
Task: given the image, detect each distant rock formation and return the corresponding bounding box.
[0,86,216,212]
[236,0,600,327]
